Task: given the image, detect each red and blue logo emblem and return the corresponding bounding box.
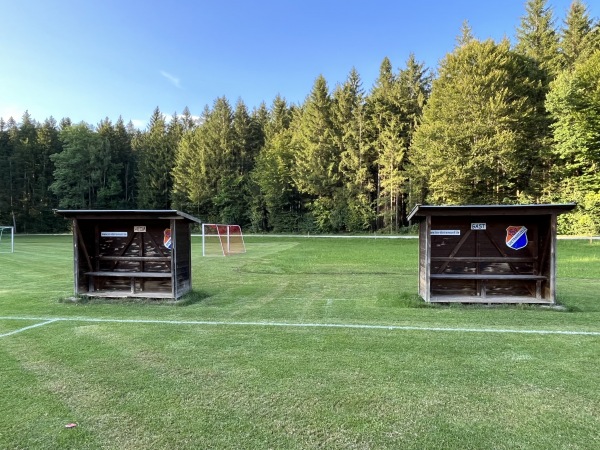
[506,226,528,250]
[163,228,172,249]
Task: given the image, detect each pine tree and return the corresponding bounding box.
[292,76,337,195]
[252,96,304,231]
[134,107,175,209]
[212,98,260,225]
[113,117,136,207]
[333,68,374,231]
[179,106,197,132]
[515,0,561,80]
[560,0,598,68]
[248,102,268,170]
[95,118,128,208]
[59,117,72,130]
[50,123,110,209]
[10,112,46,232]
[411,39,540,205]
[367,56,429,230]
[172,98,235,221]
[172,112,206,214]
[546,51,600,234]
[457,20,475,47]
[243,103,269,230]
[232,99,253,175]
[0,118,14,227]
[1,118,18,229]
[292,75,343,231]
[35,117,64,230]
[514,0,562,199]
[393,54,430,221]
[367,57,399,230]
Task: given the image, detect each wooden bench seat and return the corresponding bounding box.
[85,271,172,278]
[85,271,173,295]
[96,256,171,262]
[430,273,547,301]
[430,273,546,280]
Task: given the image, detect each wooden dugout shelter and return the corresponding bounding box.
[407,204,576,304]
[56,210,202,299]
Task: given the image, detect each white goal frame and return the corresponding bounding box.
[0,226,14,253]
[202,224,246,256]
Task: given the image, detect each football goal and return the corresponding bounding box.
[202,224,246,257]
[0,226,14,253]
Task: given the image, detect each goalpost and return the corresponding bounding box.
[0,226,14,253]
[202,224,246,256]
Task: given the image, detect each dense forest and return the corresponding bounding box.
[1,0,599,234]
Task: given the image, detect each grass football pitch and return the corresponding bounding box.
[1,235,599,449]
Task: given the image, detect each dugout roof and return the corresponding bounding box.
[408,203,577,220]
[55,209,201,223]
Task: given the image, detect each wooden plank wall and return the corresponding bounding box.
[424,215,553,303]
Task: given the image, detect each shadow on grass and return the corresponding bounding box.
[58,290,211,307]
[377,293,438,309]
[436,301,572,312]
[175,290,211,307]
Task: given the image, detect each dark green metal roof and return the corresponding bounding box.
[407,203,576,222]
[54,209,202,224]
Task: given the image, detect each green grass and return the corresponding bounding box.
[1,235,600,449]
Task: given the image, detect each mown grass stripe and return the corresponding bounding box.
[1,316,599,336]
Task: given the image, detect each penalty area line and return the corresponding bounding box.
[0,319,59,338]
[0,316,600,336]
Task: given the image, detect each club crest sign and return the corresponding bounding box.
[163,228,173,249]
[506,226,528,250]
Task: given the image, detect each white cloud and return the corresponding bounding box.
[130,119,147,130]
[160,70,182,89]
[0,106,25,122]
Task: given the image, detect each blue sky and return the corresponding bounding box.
[1,0,596,128]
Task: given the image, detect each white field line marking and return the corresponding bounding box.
[0,319,59,338]
[0,316,599,337]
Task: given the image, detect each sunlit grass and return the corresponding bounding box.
[1,235,599,448]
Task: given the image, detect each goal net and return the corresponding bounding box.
[202,224,246,256]
[0,226,14,253]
